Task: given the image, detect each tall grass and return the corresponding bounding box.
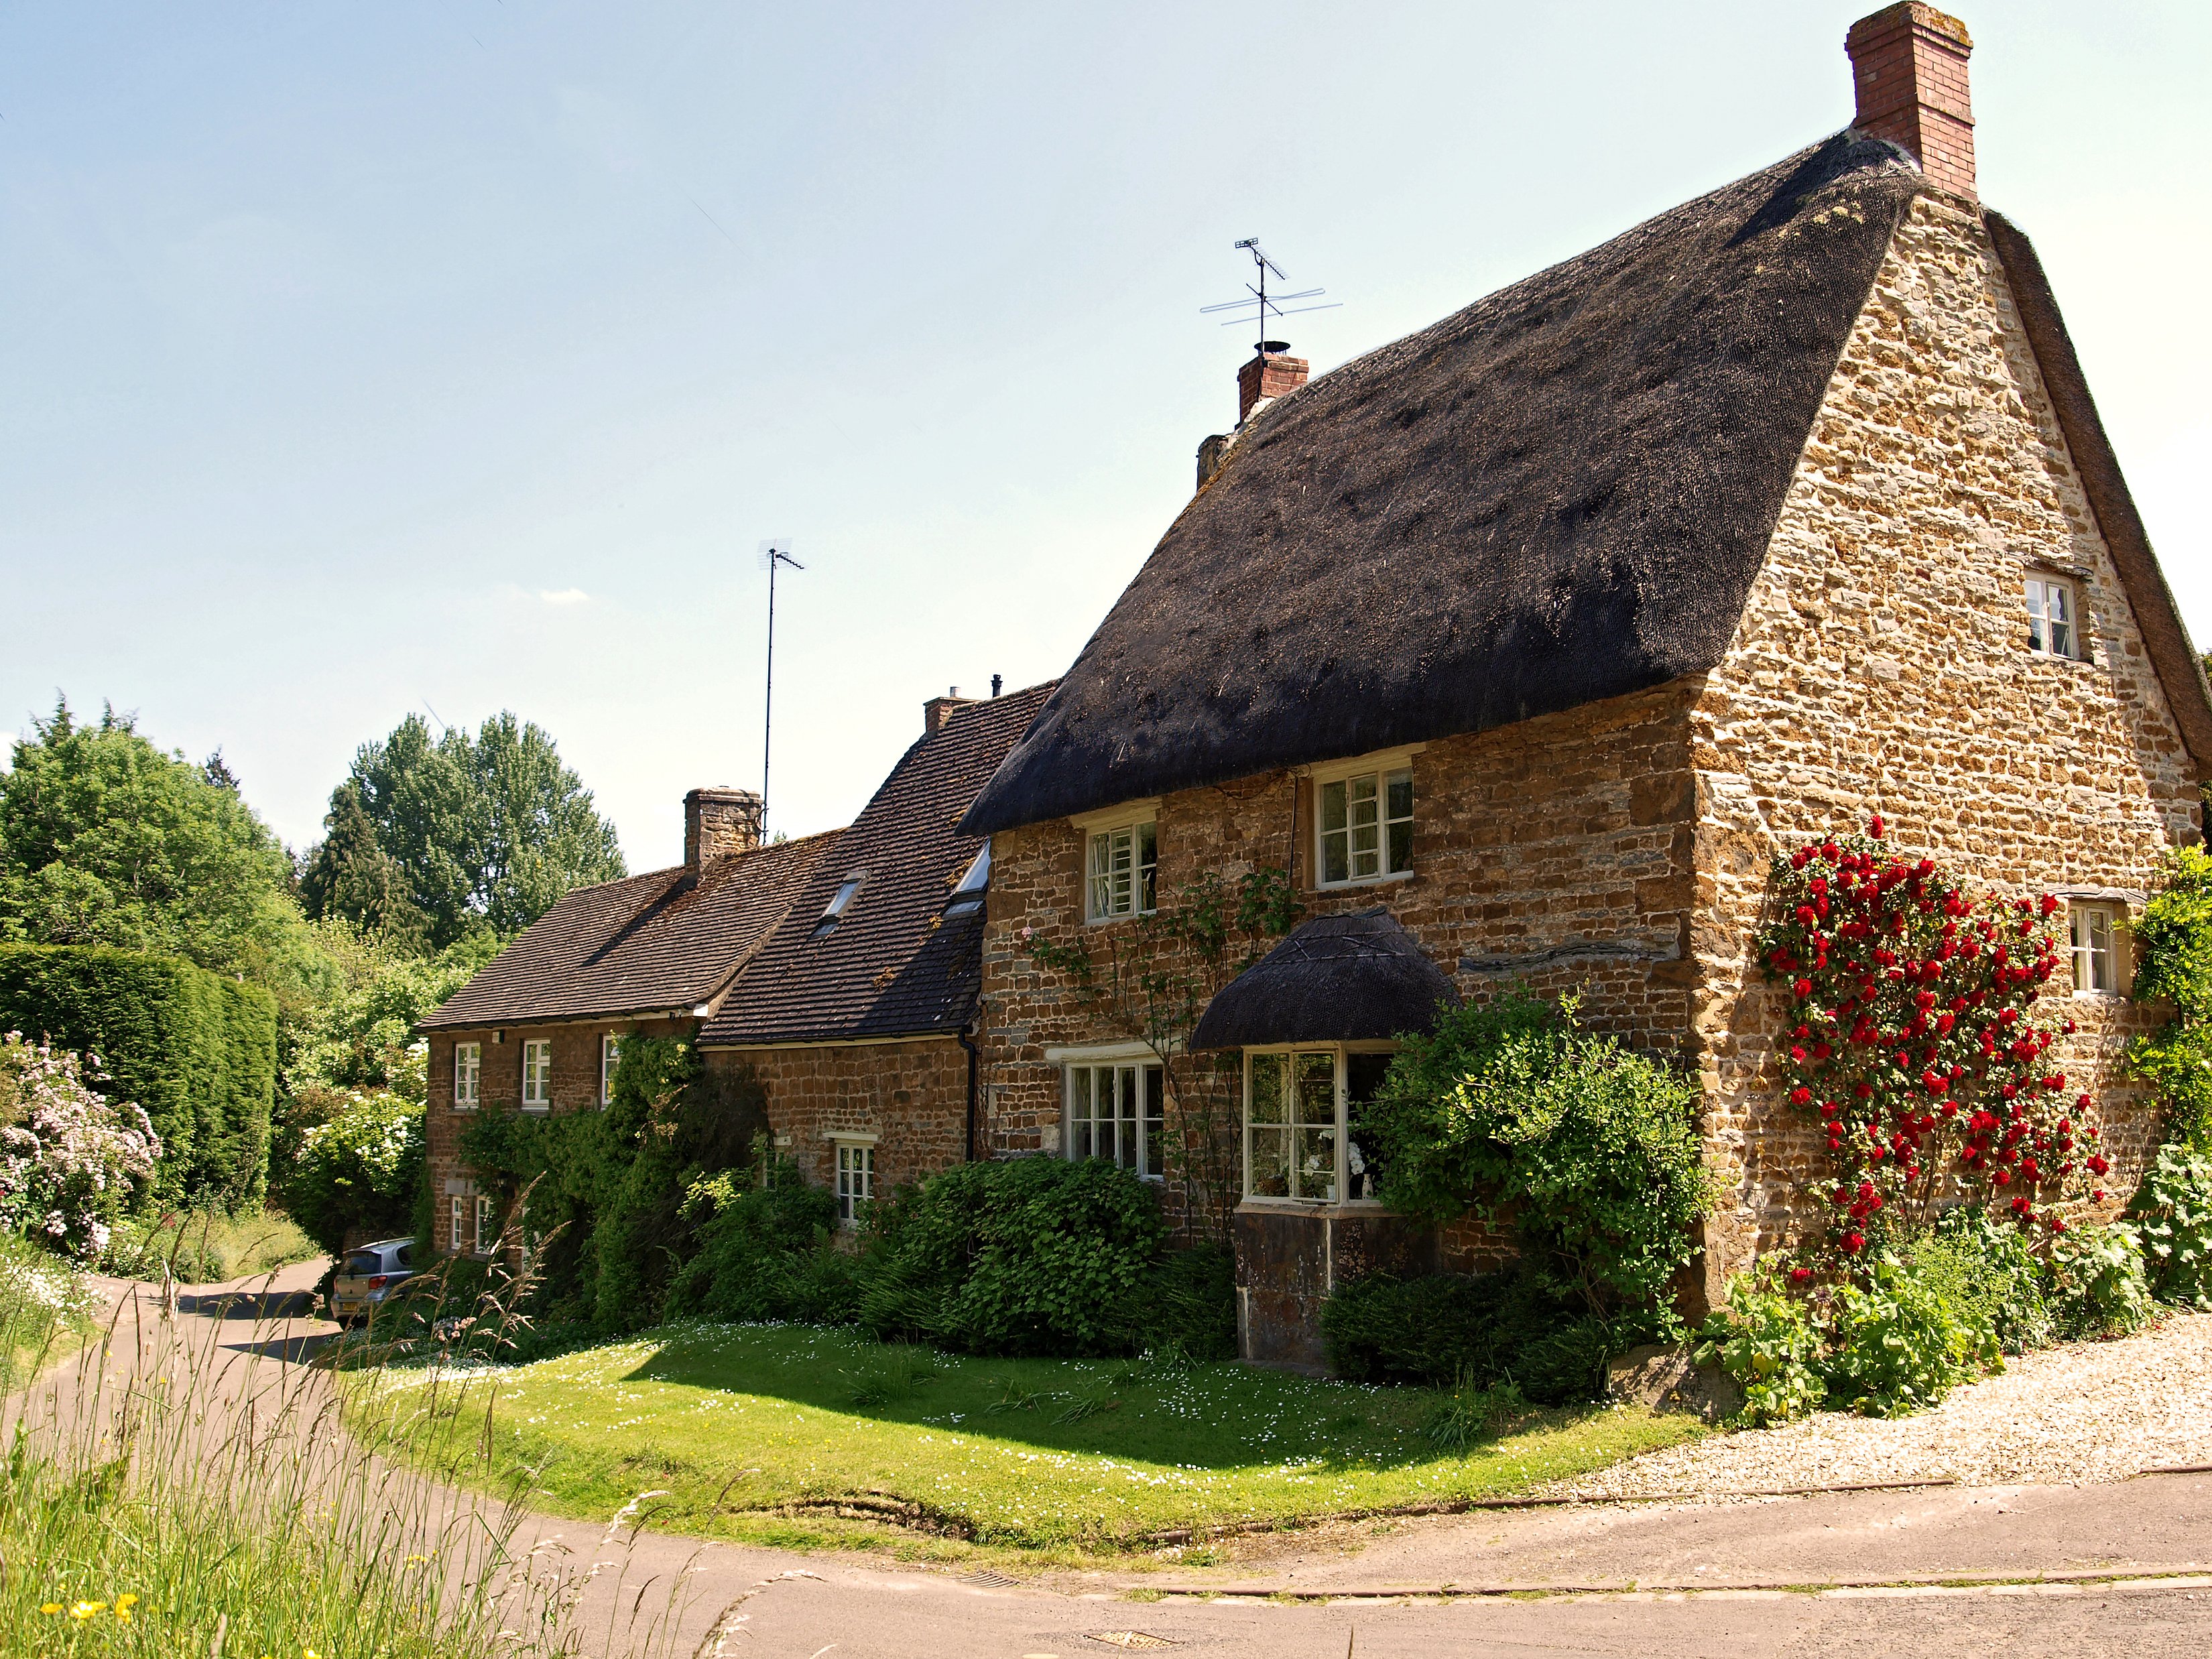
[101,1204,325,1285]
[0,1231,97,1390]
[0,1211,719,1658]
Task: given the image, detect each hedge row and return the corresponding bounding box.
[0,944,276,1205]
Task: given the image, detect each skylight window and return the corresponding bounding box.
[944,841,991,918]
[812,875,865,938]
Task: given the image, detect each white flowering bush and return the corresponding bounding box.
[284,1087,424,1256]
[0,1032,161,1259]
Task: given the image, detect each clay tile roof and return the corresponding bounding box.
[700,683,1056,1048]
[963,135,1926,835]
[1190,909,1461,1050]
[416,830,837,1032]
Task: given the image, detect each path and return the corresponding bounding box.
[29,1261,2211,1657]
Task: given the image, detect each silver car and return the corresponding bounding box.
[328,1237,417,1327]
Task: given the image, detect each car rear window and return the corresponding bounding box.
[393,1243,414,1269]
[343,1251,381,1276]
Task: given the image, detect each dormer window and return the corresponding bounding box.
[2025,575,2081,660]
[812,875,865,938]
[944,841,990,918]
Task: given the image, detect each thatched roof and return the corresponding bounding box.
[964,135,1924,835]
[1190,910,1459,1050]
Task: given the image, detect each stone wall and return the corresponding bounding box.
[1688,189,2203,1296]
[702,1037,971,1197]
[977,679,1706,1240]
[422,1016,690,1255]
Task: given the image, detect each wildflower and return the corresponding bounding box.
[40,1603,62,1615]
[70,1601,105,1619]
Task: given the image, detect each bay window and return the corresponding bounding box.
[1243,1046,1393,1203]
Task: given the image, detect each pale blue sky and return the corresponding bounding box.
[5,2,2207,868]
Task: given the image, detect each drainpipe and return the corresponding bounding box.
[959,1025,980,1162]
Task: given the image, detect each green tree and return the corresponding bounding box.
[330,713,625,949]
[0,700,302,977]
[298,784,428,950]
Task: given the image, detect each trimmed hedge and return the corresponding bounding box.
[0,944,276,1205]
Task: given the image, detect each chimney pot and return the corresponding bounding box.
[684,786,763,871]
[1237,347,1310,426]
[1846,3,1976,200]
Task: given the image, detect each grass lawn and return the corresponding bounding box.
[355,1323,1707,1558]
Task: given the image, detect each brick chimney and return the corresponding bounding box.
[1237,345,1309,425]
[923,686,975,734]
[684,786,762,871]
[1847,3,1975,200]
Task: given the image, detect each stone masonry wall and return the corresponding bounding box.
[978,681,1705,1247]
[1689,190,2204,1298]
[423,1016,690,1255]
[702,1038,970,1200]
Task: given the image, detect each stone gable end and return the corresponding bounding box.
[1688,191,2202,1293]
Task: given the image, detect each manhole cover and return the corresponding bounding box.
[1089,1634,1178,1650]
[965,1569,1018,1588]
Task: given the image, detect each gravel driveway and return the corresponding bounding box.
[1555,1312,2212,1498]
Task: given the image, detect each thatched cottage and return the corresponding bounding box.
[959,4,2212,1365]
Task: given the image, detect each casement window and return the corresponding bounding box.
[1087,820,1158,921]
[2071,903,2122,995]
[1243,1046,1394,1204]
[2025,575,2081,660]
[813,874,865,939]
[473,1194,496,1255]
[944,841,990,919]
[1066,1060,1167,1180]
[600,1034,623,1106]
[1317,766,1414,887]
[833,1140,875,1228]
[453,1042,481,1111]
[449,1195,466,1255]
[521,1040,552,1111]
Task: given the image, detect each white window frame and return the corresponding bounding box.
[1309,748,1420,889]
[812,873,866,938]
[473,1194,496,1255]
[2025,574,2082,660]
[1079,811,1158,923]
[450,1194,466,1255]
[944,840,991,918]
[1064,1057,1168,1181]
[1241,1043,1398,1206]
[521,1039,553,1112]
[453,1042,481,1111]
[600,1034,623,1107]
[831,1136,875,1229]
[2071,902,2123,995]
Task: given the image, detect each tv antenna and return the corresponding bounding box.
[1200,238,1341,355]
[758,538,804,835]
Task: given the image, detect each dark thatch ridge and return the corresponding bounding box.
[964,135,1923,835]
[1983,210,2212,780]
[1190,910,1460,1051]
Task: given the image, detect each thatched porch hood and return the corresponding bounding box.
[961,133,2212,837]
[1191,910,1460,1051]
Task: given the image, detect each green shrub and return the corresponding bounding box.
[1318,1267,1615,1404]
[1421,1374,1527,1455]
[664,1159,859,1326]
[1695,1269,1827,1427]
[1127,1242,1237,1362]
[857,1156,1165,1357]
[1918,1207,2056,1354]
[2128,846,2212,1148]
[2130,1143,2212,1310]
[281,1088,424,1256]
[1819,1249,1993,1417]
[2046,1219,2156,1339]
[1362,992,1712,1323]
[0,943,276,1204]
[101,1206,323,1284]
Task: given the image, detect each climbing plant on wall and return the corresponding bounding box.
[1757,816,2107,1259]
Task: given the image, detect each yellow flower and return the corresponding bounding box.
[118,1609,133,1624]
[39,1603,62,1615]
[70,1600,105,1619]
[115,1594,139,1610]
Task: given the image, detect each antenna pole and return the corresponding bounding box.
[763,553,777,833]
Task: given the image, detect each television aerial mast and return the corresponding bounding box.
[1200,238,1341,357]
[757,538,804,837]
